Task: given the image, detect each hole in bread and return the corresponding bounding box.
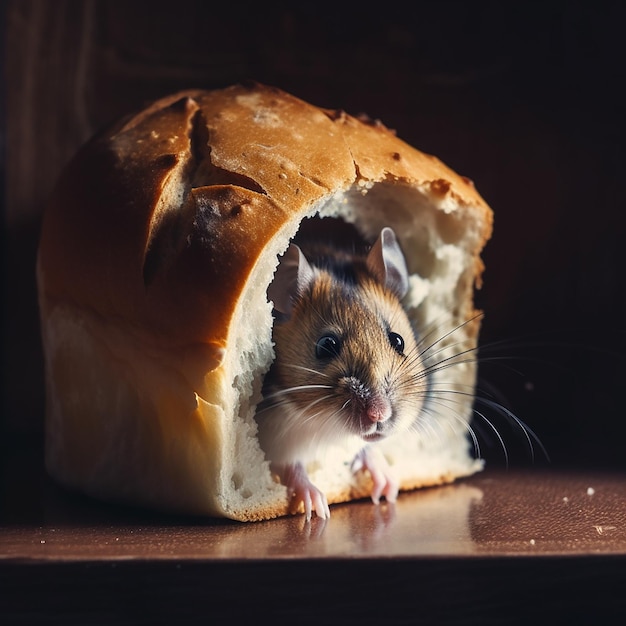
[292,215,369,251]
[231,471,244,491]
[260,179,479,350]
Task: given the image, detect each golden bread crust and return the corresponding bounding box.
[38,82,493,521]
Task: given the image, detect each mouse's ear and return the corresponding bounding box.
[366,227,409,299]
[268,243,315,316]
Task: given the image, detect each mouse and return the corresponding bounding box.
[255,225,429,520]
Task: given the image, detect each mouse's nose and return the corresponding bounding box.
[341,376,392,424]
[366,395,392,423]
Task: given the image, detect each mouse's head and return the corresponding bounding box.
[265,228,428,450]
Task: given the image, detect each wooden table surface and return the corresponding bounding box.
[2,444,626,625]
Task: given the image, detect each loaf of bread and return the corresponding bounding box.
[37,82,493,521]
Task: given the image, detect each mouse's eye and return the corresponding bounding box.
[388,331,405,356]
[315,334,342,359]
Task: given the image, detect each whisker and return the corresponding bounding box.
[418,395,481,459]
[409,405,446,444]
[289,365,333,379]
[300,393,340,417]
[472,406,509,467]
[254,397,293,417]
[262,384,334,403]
[415,312,484,360]
[426,384,549,464]
[475,396,550,463]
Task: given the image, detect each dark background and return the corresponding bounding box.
[3,0,626,476]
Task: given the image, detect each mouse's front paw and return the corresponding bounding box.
[351,446,399,505]
[278,461,331,521]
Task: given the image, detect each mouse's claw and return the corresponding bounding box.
[352,446,399,505]
[280,461,331,520]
